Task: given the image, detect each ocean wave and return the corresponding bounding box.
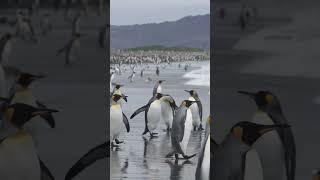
[183,62,210,87]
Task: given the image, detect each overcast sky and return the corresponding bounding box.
[111,0,210,25]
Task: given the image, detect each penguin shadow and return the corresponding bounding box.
[165,159,193,180]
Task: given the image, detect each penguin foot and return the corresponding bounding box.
[175,154,179,160]
[150,132,158,138]
[198,125,204,131]
[115,139,124,144]
[110,142,119,148]
[182,154,196,160]
[165,151,175,158]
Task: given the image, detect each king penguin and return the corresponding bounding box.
[313,169,320,180]
[238,90,296,180]
[64,141,109,180]
[153,80,164,96]
[57,33,84,66]
[110,94,130,147]
[9,73,57,146]
[0,33,13,64]
[211,121,290,180]
[185,90,203,130]
[160,94,177,131]
[0,102,58,180]
[130,93,171,137]
[195,116,211,180]
[165,99,198,160]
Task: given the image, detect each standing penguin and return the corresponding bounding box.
[185,90,203,130]
[160,95,177,131]
[211,121,290,180]
[238,90,296,180]
[156,66,160,76]
[15,11,37,43]
[57,33,84,66]
[128,71,135,82]
[0,33,14,64]
[195,116,211,180]
[9,73,57,145]
[40,13,52,36]
[98,24,109,48]
[313,169,320,180]
[110,94,130,147]
[72,12,81,36]
[130,93,171,137]
[165,100,198,160]
[153,80,164,96]
[64,141,109,180]
[0,102,58,180]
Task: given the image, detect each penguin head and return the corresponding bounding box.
[185,89,198,97]
[231,121,290,146]
[181,100,198,108]
[1,33,13,41]
[114,84,123,90]
[158,80,165,84]
[238,90,282,112]
[112,94,127,102]
[4,103,58,129]
[17,73,45,87]
[313,169,320,180]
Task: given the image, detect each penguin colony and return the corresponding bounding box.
[0,1,110,180]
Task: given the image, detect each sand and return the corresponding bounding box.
[212,8,320,180]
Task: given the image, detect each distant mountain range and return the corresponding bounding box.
[111,14,210,50]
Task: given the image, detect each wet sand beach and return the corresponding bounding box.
[110,61,210,180]
[212,9,320,180]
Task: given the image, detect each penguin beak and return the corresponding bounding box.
[30,74,45,81]
[0,97,10,103]
[32,109,59,128]
[238,91,256,99]
[258,124,290,135]
[122,95,128,102]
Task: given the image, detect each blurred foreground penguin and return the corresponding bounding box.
[64,141,110,180]
[165,100,199,160]
[195,116,211,180]
[0,101,58,180]
[238,90,296,180]
[211,121,290,180]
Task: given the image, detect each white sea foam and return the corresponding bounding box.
[183,61,210,87]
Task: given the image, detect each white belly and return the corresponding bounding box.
[147,101,161,132]
[180,109,193,154]
[244,149,263,180]
[161,102,173,128]
[201,135,210,180]
[252,112,286,180]
[0,135,40,180]
[110,106,123,141]
[189,102,200,127]
[157,85,162,94]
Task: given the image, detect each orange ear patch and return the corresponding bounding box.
[265,94,274,104]
[233,127,243,142]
